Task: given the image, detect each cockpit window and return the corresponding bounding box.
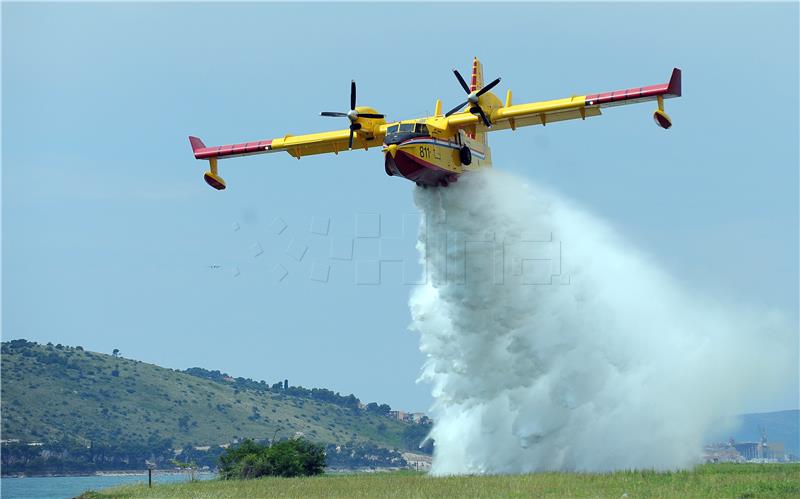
[384,122,430,145]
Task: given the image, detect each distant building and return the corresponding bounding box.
[731,441,786,461]
[703,445,744,463]
[733,442,761,460]
[410,413,431,424]
[402,452,432,471]
[382,408,431,424]
[766,442,785,460]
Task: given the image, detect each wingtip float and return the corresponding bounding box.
[189,59,682,190]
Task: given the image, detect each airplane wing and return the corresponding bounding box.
[189,126,387,189]
[189,128,385,162]
[447,68,682,132]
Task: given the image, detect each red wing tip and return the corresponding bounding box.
[668,68,682,97]
[189,136,206,153]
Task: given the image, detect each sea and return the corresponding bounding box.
[0,472,216,499]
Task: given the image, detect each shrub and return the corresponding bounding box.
[218,438,325,479]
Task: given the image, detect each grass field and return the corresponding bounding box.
[80,464,800,498]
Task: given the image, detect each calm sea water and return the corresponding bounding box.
[0,472,216,499]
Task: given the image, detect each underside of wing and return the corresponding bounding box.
[190,128,386,162]
[443,96,601,132]
[272,129,384,158]
[188,125,386,190]
[444,68,681,133]
[490,98,603,131]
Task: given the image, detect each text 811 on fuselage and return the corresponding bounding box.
[189,57,681,190]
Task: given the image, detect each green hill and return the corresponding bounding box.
[1,340,430,473]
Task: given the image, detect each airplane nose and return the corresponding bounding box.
[385,144,398,158]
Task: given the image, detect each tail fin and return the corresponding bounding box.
[469,57,484,93]
[470,57,488,148]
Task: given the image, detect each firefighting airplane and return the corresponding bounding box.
[189,58,681,189]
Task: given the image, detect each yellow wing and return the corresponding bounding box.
[271,127,386,158]
[444,68,682,132]
[189,115,388,190]
[190,125,385,162]
[446,95,601,132]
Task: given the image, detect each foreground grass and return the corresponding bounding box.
[80,464,800,498]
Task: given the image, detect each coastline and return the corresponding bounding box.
[1,470,216,479]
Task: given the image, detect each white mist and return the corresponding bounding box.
[409,169,793,474]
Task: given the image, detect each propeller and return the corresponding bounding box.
[444,69,501,127]
[320,80,384,149]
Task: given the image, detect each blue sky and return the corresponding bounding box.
[3,2,798,413]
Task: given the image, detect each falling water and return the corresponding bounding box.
[409,168,793,474]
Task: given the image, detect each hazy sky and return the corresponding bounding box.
[3,2,798,413]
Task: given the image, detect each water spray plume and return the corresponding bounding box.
[410,169,794,474]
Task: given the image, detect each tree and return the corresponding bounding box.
[171,458,198,481]
[112,349,120,357]
[177,415,191,432]
[403,424,434,454]
[218,438,325,479]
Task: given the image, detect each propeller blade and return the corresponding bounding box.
[445,100,469,117]
[350,80,356,110]
[453,69,471,94]
[348,127,354,149]
[476,77,501,97]
[320,112,348,117]
[356,113,384,119]
[474,106,492,127]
